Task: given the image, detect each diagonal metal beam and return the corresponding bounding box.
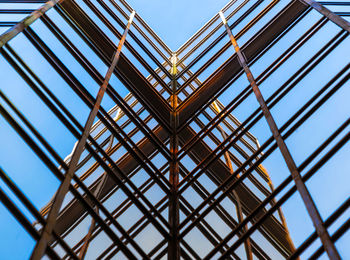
[219,10,340,260]
[40,56,296,259]
[300,0,350,33]
[58,0,172,130]
[177,0,308,128]
[0,0,63,47]
[177,126,294,257]
[40,126,168,245]
[30,10,136,260]
[1,0,349,259]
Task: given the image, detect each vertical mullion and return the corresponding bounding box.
[168,54,180,259]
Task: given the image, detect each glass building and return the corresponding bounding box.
[0,0,349,259]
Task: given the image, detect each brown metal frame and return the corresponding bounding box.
[0,0,349,259]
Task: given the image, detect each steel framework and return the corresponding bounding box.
[0,0,349,259]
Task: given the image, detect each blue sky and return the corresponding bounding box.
[0,0,349,259]
[125,0,230,51]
